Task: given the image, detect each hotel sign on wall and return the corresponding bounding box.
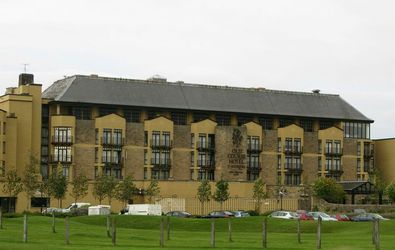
[228,128,246,176]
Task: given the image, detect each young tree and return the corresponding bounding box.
[146,179,160,204]
[312,177,345,203]
[48,171,68,208]
[197,179,211,215]
[93,175,108,205]
[2,170,23,213]
[116,175,136,207]
[253,178,267,213]
[105,175,118,207]
[213,178,230,210]
[22,157,40,211]
[385,181,395,203]
[70,174,89,205]
[370,169,386,204]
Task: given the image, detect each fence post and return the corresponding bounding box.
[211,219,215,248]
[375,219,380,250]
[106,215,111,238]
[112,217,116,246]
[297,218,301,243]
[23,213,28,243]
[52,212,56,233]
[167,216,170,240]
[160,217,164,247]
[372,220,375,245]
[316,216,322,249]
[262,217,267,248]
[228,218,233,242]
[65,216,70,245]
[0,209,3,229]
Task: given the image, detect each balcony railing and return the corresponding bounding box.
[150,139,173,149]
[51,135,73,145]
[284,163,303,173]
[324,147,343,156]
[150,158,172,168]
[325,165,344,174]
[196,141,215,152]
[50,155,72,163]
[100,137,124,147]
[247,143,263,153]
[102,156,124,165]
[283,146,303,155]
[247,161,262,169]
[197,160,215,169]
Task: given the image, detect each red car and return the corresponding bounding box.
[332,214,350,221]
[298,212,314,220]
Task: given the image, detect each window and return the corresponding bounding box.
[71,106,91,120]
[103,129,112,144]
[285,138,292,152]
[325,140,332,154]
[294,138,301,152]
[144,150,147,165]
[198,152,206,167]
[285,156,292,169]
[143,168,147,180]
[344,122,370,139]
[41,128,49,145]
[238,115,253,126]
[54,127,71,143]
[293,175,301,185]
[113,149,122,164]
[54,146,71,162]
[248,136,260,151]
[363,159,370,172]
[3,122,6,135]
[318,157,322,171]
[102,148,111,163]
[31,197,50,208]
[357,142,361,156]
[334,140,341,154]
[193,112,209,122]
[300,119,313,132]
[277,155,281,169]
[258,117,273,130]
[191,134,194,148]
[279,118,293,128]
[124,109,140,123]
[162,150,170,165]
[277,138,282,152]
[190,152,194,166]
[2,141,5,154]
[152,131,160,147]
[95,129,99,144]
[95,148,98,163]
[334,157,341,170]
[294,157,301,169]
[62,165,69,178]
[285,174,292,185]
[319,120,333,130]
[162,132,170,147]
[215,113,231,126]
[41,164,48,179]
[208,134,215,148]
[99,107,117,116]
[171,112,187,125]
[325,158,331,171]
[198,134,206,149]
[113,129,122,146]
[144,131,148,146]
[0,161,4,177]
[318,140,322,154]
[152,150,160,164]
[357,159,361,172]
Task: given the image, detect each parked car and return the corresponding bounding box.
[166,211,192,218]
[42,202,91,215]
[269,211,299,220]
[331,214,350,221]
[309,212,337,221]
[352,213,389,222]
[206,211,234,218]
[298,212,314,220]
[232,210,250,218]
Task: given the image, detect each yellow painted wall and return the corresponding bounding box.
[374,139,395,184]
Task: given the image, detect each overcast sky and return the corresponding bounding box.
[1,0,394,139]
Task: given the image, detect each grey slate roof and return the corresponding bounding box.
[42,75,373,122]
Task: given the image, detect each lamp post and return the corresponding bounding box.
[279,186,286,210]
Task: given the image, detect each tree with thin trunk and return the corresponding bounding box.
[197,179,211,215]
[370,168,386,204]
[71,174,89,205]
[2,170,23,213]
[48,171,68,208]
[22,156,40,211]
[385,181,395,202]
[93,174,108,205]
[213,178,230,210]
[146,179,160,204]
[253,178,267,214]
[116,175,136,207]
[105,175,118,207]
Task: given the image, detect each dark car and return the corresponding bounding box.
[166,211,192,218]
[352,213,389,222]
[206,211,234,218]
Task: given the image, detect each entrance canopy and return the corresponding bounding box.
[338,181,375,204]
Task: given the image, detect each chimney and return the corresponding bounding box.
[19,73,34,86]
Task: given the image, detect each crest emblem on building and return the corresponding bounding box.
[232,128,243,147]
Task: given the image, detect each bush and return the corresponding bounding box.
[246,210,260,216]
[385,181,395,202]
[312,177,345,203]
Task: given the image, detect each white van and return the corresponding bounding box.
[124,204,162,216]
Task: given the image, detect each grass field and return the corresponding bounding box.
[0,214,393,249]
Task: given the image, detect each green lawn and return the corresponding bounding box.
[0,215,393,249]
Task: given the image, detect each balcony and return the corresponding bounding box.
[150,139,173,149]
[100,137,124,147]
[247,161,262,170]
[196,141,215,152]
[324,147,343,156]
[326,165,344,175]
[283,146,303,155]
[364,149,374,159]
[247,143,263,153]
[197,160,215,169]
[284,163,303,173]
[50,155,73,164]
[150,158,172,169]
[51,135,73,145]
[102,156,124,166]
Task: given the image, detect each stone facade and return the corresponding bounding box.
[75,120,95,144]
[303,132,318,153]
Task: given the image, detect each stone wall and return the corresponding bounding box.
[75,120,95,144]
